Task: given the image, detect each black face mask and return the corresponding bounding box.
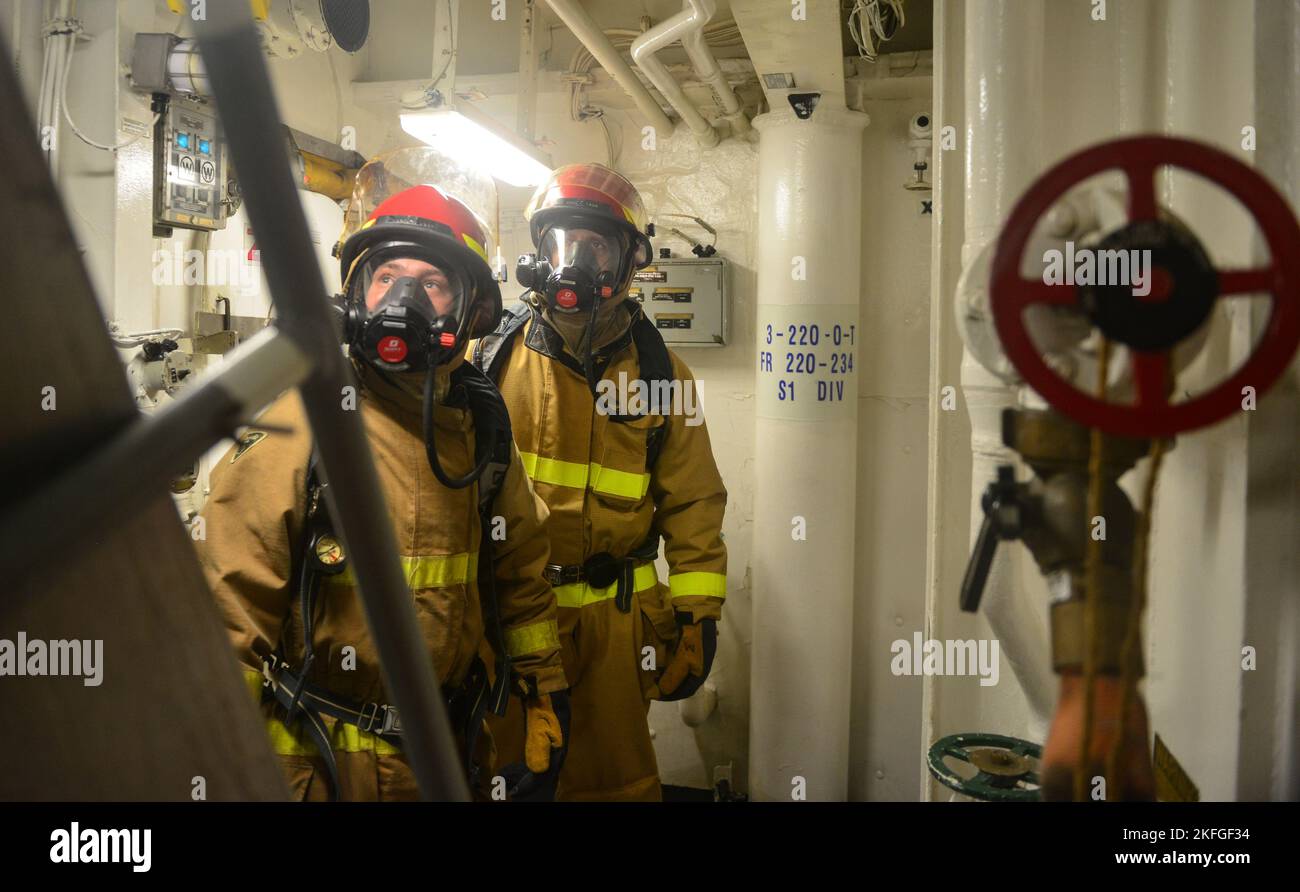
[344,276,460,374]
[516,253,618,317]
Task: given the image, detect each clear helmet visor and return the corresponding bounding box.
[539,223,629,279]
[340,146,500,260]
[352,245,468,327]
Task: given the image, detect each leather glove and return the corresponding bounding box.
[502,689,571,801]
[657,617,717,702]
[524,692,564,773]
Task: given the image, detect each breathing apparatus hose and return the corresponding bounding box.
[422,363,494,490]
[579,296,602,397]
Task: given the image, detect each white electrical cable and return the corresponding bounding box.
[36,18,52,140]
[59,28,158,152]
[847,0,906,63]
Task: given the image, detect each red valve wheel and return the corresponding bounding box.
[990,136,1300,438]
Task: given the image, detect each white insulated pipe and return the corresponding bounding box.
[38,0,76,178]
[749,103,868,801]
[544,0,674,136]
[678,3,752,138]
[630,0,720,147]
[960,0,1054,736]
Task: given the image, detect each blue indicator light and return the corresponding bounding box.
[176,132,190,149]
[199,139,211,154]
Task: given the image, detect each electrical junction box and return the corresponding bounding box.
[153,95,229,234]
[629,257,728,346]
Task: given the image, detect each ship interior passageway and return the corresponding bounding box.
[0,0,1295,816]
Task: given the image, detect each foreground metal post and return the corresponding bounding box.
[0,328,311,575]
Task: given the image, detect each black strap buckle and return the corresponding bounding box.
[357,701,401,735]
[544,563,583,586]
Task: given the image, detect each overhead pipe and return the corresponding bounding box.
[630,0,720,147]
[544,0,674,136]
[678,2,751,138]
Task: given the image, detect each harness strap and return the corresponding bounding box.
[277,367,515,798]
[262,654,493,798]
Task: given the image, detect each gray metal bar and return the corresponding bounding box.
[192,2,469,801]
[0,327,311,578]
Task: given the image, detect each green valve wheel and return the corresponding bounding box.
[927,733,1043,802]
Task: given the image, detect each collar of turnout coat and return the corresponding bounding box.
[348,354,472,434]
[526,296,640,379]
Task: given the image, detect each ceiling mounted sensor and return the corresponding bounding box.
[787,92,821,120]
[259,0,371,58]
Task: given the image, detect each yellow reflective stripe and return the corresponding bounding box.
[669,571,727,599]
[328,552,479,589]
[264,716,317,757]
[519,451,650,500]
[520,452,590,489]
[263,714,402,757]
[331,721,402,755]
[554,562,659,609]
[504,618,560,657]
[590,462,651,499]
[242,667,265,703]
[462,233,488,263]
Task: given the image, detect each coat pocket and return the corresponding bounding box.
[279,755,321,802]
[593,414,661,507]
[412,583,470,686]
[637,582,680,699]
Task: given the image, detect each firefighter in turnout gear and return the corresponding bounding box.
[473,163,728,801]
[197,177,568,801]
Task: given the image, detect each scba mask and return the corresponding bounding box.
[342,245,470,374]
[517,221,641,315]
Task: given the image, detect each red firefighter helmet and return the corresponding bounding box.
[338,184,503,339]
[524,163,653,288]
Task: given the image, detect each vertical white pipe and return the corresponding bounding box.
[749,103,867,801]
[959,0,1055,734]
[1240,0,1299,802]
[544,0,675,136]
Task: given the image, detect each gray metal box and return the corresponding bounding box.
[154,96,229,232]
[630,257,728,346]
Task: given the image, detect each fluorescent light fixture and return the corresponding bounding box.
[400,102,552,188]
